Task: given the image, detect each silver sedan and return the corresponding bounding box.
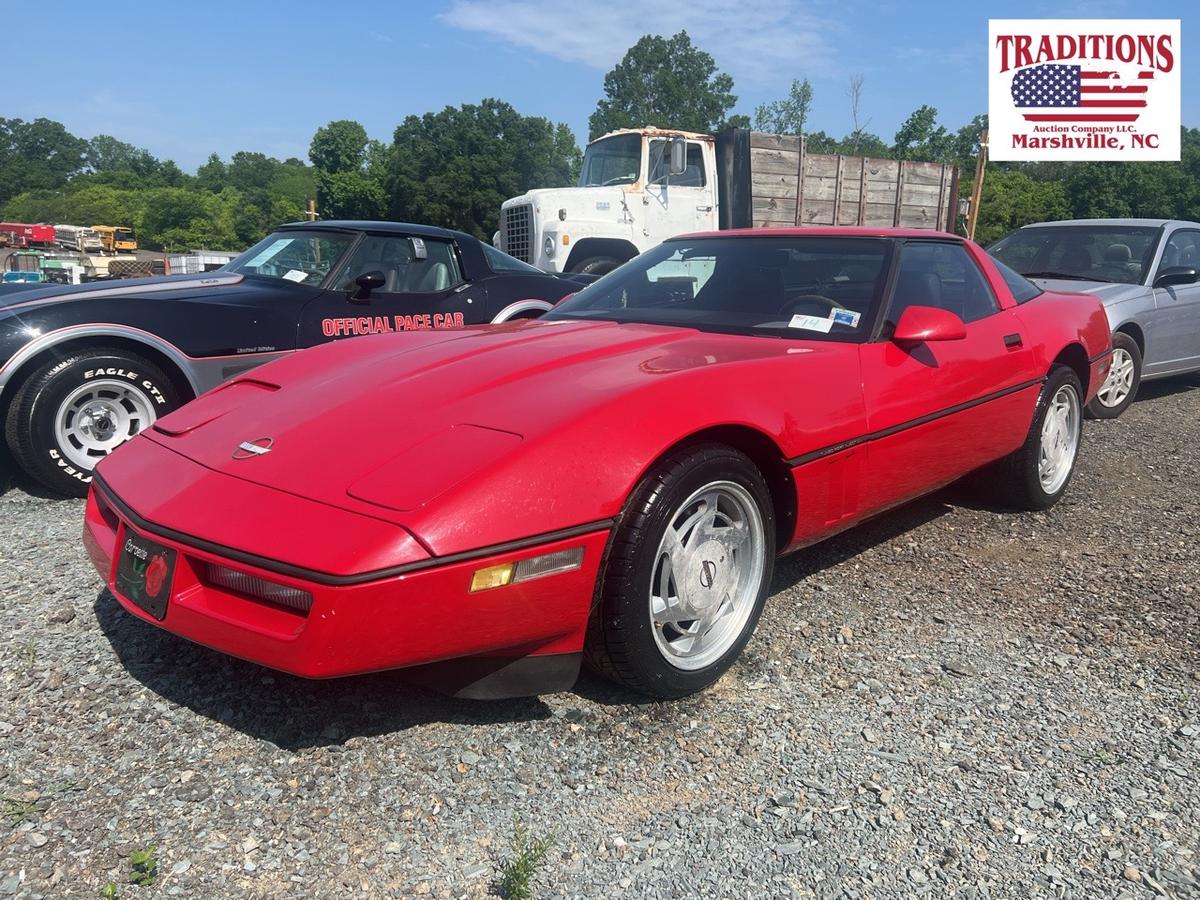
[988,218,1200,418]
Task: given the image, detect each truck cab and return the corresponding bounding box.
[498,128,718,275]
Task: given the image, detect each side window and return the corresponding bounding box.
[1159,230,1200,273]
[887,243,1000,326]
[647,141,707,187]
[992,258,1043,304]
[332,236,462,294]
[483,241,536,274]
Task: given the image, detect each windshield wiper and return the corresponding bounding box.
[1021,270,1099,281]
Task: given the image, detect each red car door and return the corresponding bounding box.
[859,240,1042,514]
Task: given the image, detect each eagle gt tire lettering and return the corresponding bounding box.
[4,348,181,497]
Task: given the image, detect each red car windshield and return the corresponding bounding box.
[546,236,891,341]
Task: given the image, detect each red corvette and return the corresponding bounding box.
[84,229,1111,699]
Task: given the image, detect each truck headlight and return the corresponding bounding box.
[543,234,557,259]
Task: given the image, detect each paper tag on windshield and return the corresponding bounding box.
[789,314,834,333]
[282,269,308,283]
[832,308,861,327]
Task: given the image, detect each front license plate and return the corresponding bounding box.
[115,530,177,621]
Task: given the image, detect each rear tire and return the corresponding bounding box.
[571,256,623,277]
[4,348,181,497]
[585,444,775,699]
[1086,332,1140,419]
[992,366,1083,511]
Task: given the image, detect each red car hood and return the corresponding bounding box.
[142,320,832,524]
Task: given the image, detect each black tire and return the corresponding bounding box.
[992,366,1084,511]
[4,348,181,497]
[1086,332,1141,419]
[584,443,775,699]
[571,256,623,277]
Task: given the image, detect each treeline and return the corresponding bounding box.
[2,31,1197,251]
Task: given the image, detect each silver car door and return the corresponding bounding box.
[1150,228,1200,375]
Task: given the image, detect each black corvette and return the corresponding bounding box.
[0,220,594,495]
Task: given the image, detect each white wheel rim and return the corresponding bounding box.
[54,378,157,471]
[649,480,766,671]
[1038,384,1081,495]
[1096,348,1135,407]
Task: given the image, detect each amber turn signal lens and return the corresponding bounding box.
[469,563,514,593]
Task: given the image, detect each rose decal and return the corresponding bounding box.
[144,554,169,598]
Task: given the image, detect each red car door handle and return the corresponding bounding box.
[1003,333,1023,349]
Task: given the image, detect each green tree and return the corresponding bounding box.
[893,105,951,160]
[226,151,280,192]
[964,167,1070,244]
[754,78,813,135]
[588,32,738,139]
[317,170,386,220]
[0,117,89,206]
[310,120,370,174]
[387,99,580,239]
[87,135,158,176]
[195,153,227,192]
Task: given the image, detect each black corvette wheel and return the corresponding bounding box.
[585,443,775,699]
[4,348,181,497]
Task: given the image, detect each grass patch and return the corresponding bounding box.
[496,815,554,900]
[2,797,37,827]
[129,846,157,886]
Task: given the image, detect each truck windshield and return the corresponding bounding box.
[224,230,355,286]
[988,224,1160,285]
[579,134,641,187]
[546,236,890,342]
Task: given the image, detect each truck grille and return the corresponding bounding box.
[503,204,533,262]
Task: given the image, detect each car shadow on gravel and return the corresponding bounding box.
[92,590,557,751]
[1133,372,1200,404]
[89,484,1040,736]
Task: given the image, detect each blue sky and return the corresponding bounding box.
[5,0,1193,171]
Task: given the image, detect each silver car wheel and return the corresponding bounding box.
[54,379,158,470]
[1097,347,1136,407]
[649,480,767,671]
[1038,384,1081,494]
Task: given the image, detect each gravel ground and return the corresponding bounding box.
[1,376,1198,899]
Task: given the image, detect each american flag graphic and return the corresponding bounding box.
[1011,63,1151,122]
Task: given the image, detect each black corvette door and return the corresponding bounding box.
[297,233,488,345]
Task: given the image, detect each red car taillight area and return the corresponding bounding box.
[202,563,313,615]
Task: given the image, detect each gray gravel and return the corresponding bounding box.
[2,376,1199,899]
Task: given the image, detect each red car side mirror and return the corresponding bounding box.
[892,305,967,344]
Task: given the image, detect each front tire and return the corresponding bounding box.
[585,444,775,699]
[1086,332,1141,419]
[4,348,181,497]
[993,366,1084,511]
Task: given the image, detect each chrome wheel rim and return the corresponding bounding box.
[54,379,157,470]
[1039,384,1081,494]
[1097,348,1135,407]
[649,480,766,671]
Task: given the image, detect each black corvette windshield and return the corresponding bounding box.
[988,225,1160,285]
[545,236,890,341]
[224,231,355,285]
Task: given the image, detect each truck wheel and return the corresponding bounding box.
[4,348,181,497]
[571,256,623,277]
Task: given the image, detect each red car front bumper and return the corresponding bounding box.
[84,482,608,695]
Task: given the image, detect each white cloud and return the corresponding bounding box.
[440,0,840,86]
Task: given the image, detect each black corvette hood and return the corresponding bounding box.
[0,273,310,312]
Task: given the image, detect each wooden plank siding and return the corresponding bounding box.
[747,132,957,231]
